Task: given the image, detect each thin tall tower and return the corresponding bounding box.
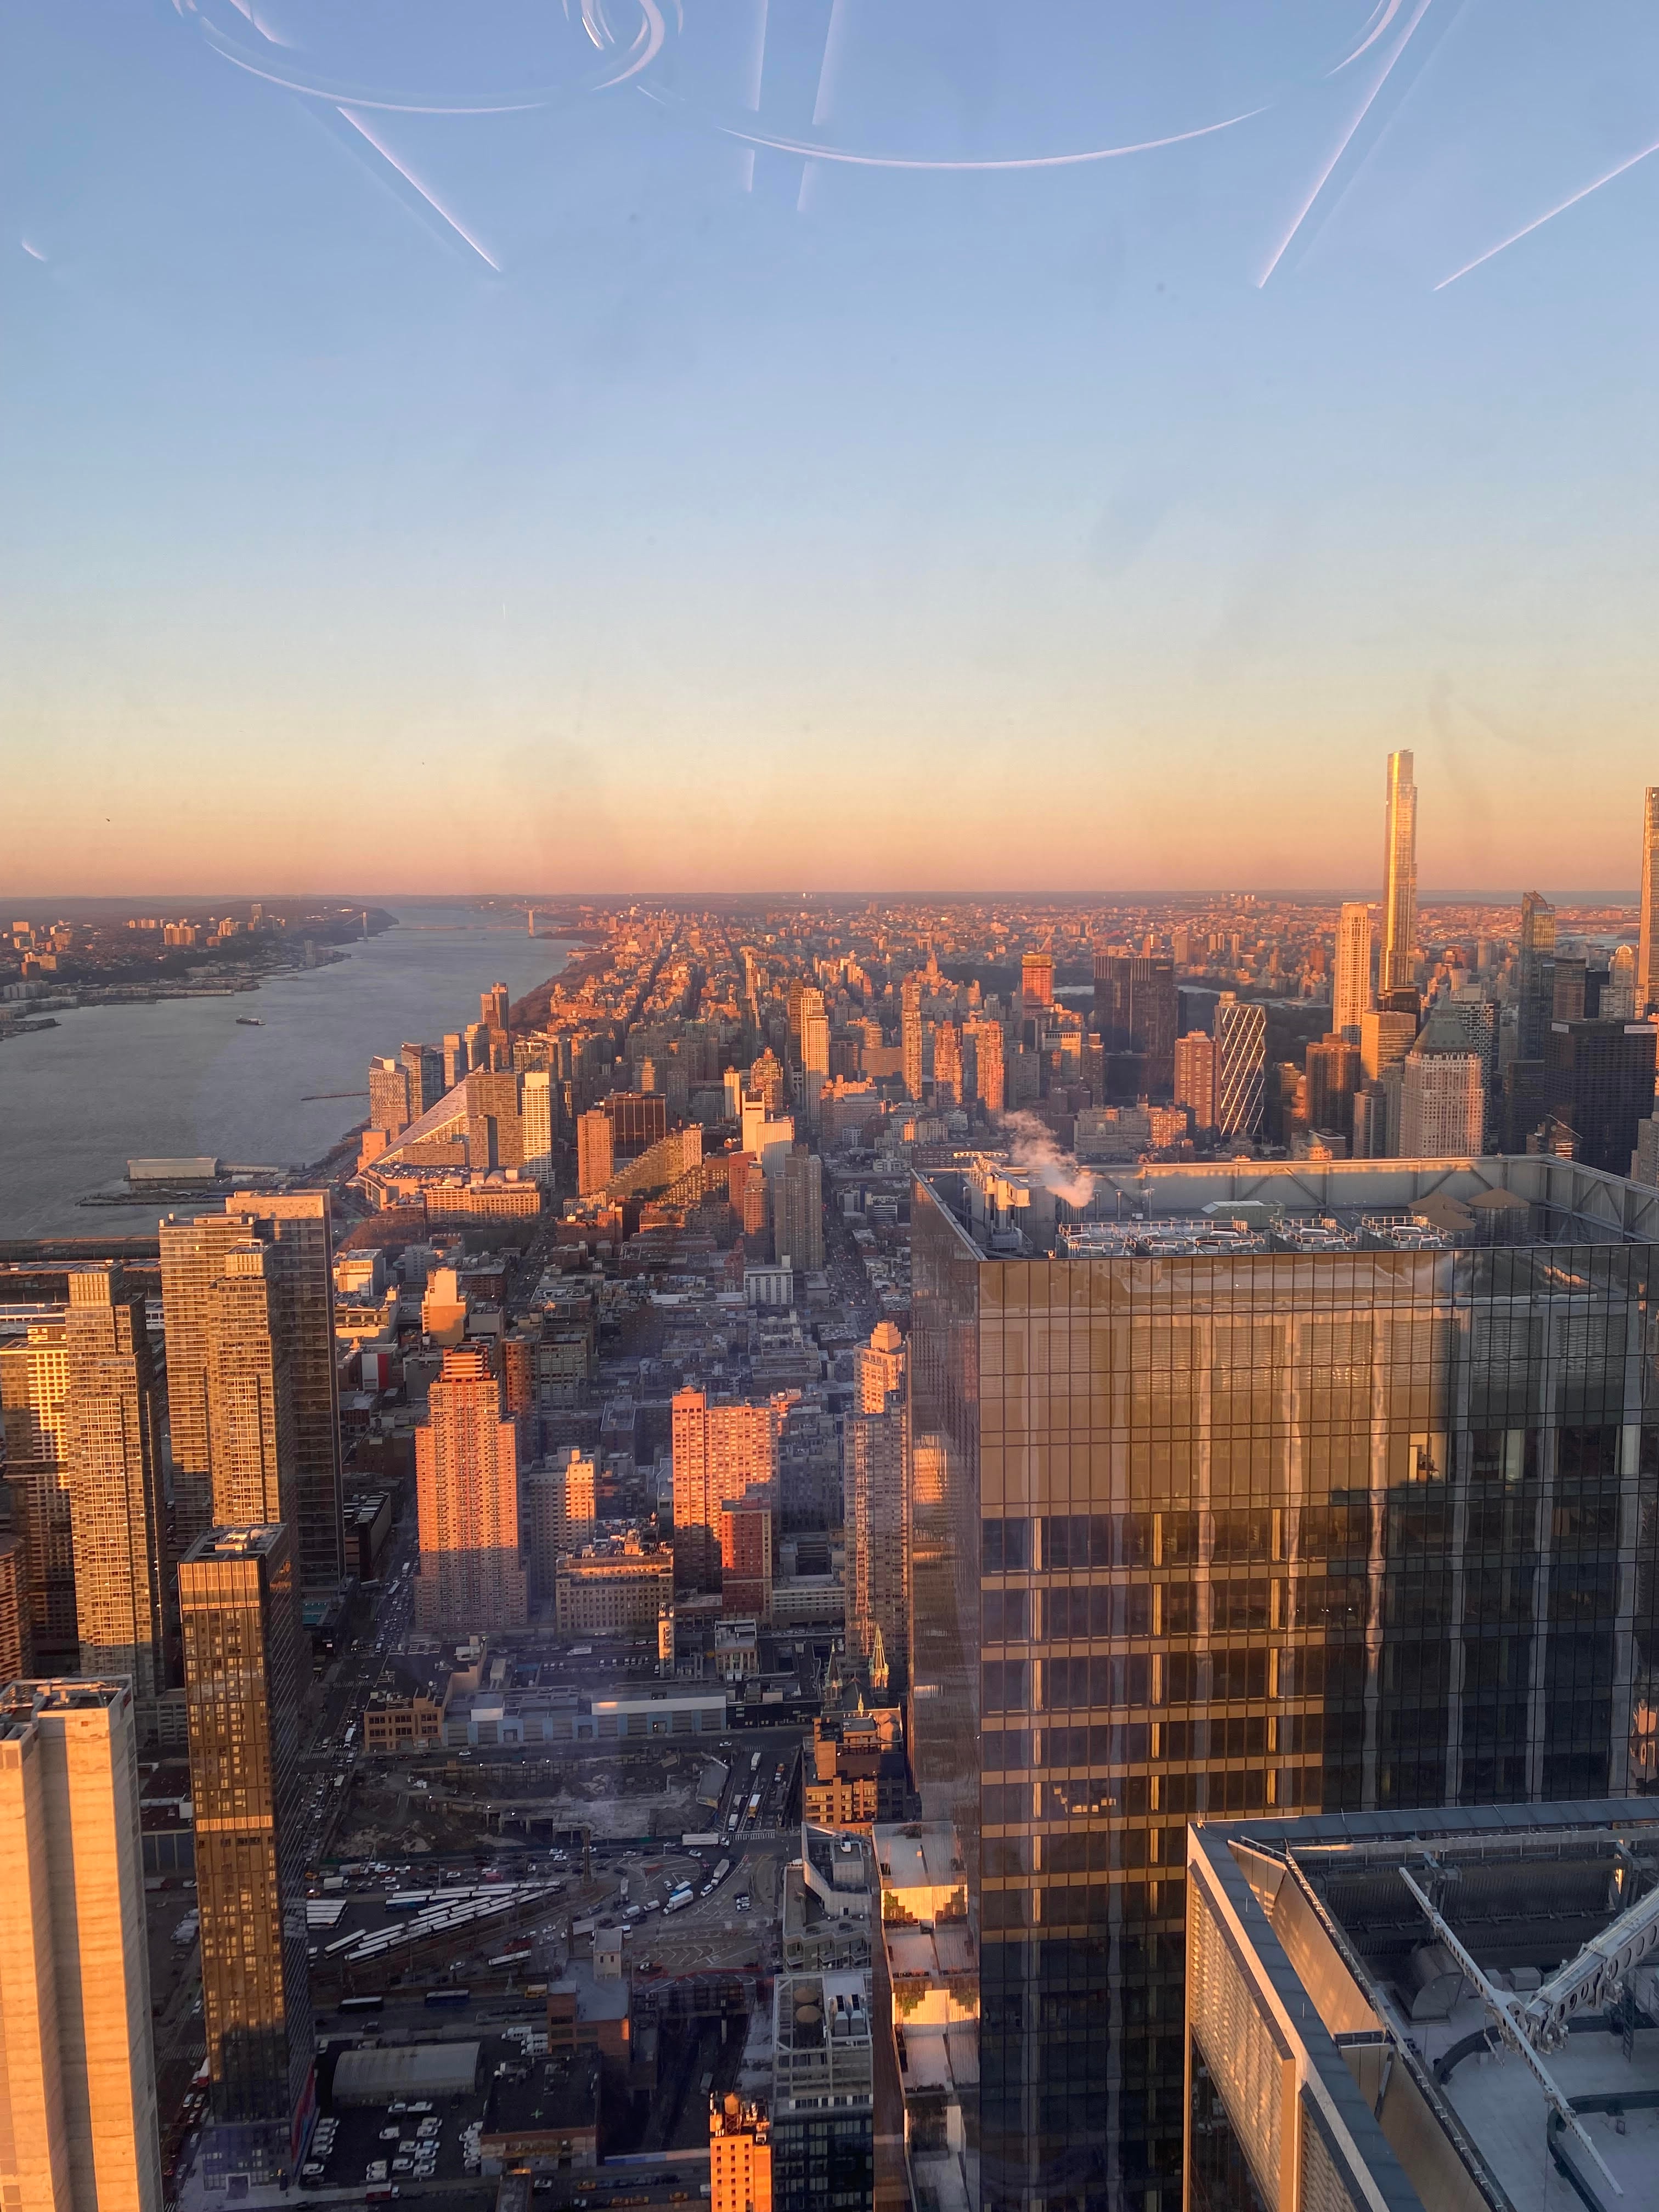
[1638,788,1659,1015]
[1380,749,1418,995]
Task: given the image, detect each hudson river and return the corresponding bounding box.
[0,904,569,1240]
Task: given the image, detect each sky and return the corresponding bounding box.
[4,0,1659,897]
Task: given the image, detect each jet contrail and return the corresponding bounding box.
[639,89,1267,171]
[1257,0,1436,285]
[1434,136,1659,289]
[335,106,503,271]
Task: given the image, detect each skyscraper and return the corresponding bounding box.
[162,1220,295,1551]
[1094,955,1178,1098]
[63,1265,167,1701]
[179,1525,313,2190]
[522,1068,555,1182]
[160,1192,342,1589]
[933,1020,963,1107]
[413,1347,528,1632]
[524,1447,597,1605]
[1331,901,1372,1040]
[963,1017,1006,1114]
[577,1107,614,1197]
[1172,1031,1216,1132]
[1020,950,1054,1009]
[910,1152,1659,2212]
[1397,1046,1486,1157]
[777,1148,825,1272]
[1212,994,1266,1138]
[367,1054,410,1136]
[1545,1017,1658,1174]
[1303,1032,1361,1143]
[402,1038,445,1118]
[0,1678,163,2212]
[902,976,924,1102]
[1517,889,1558,1060]
[670,1391,782,1590]
[1379,748,1417,996]
[1639,788,1659,1015]
[845,1355,907,1693]
[0,1316,75,1658]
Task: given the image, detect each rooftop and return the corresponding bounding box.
[1189,1798,1659,2212]
[924,1155,1659,1259]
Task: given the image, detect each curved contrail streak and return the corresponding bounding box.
[638,88,1268,171]
[180,0,664,112]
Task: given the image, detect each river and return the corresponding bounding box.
[0,902,570,1240]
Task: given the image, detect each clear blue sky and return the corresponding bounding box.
[4,0,1659,895]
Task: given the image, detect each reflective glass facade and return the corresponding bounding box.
[909,1167,1659,2212]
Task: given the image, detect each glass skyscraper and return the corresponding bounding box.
[909,1155,1659,2212]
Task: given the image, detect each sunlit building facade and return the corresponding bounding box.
[909,1154,1659,2212]
[1379,749,1417,997]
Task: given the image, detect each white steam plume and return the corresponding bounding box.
[999,1111,1096,1209]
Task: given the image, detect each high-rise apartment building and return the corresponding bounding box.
[710,2094,774,2212]
[367,1054,410,1136]
[162,1219,295,1549]
[670,1390,781,1590]
[910,1151,1659,2212]
[63,1265,167,1700]
[402,1039,444,1118]
[1639,788,1659,1015]
[1172,1031,1215,1132]
[1379,748,1417,995]
[523,1447,597,1605]
[1397,1046,1486,1157]
[1094,955,1178,1098]
[902,977,924,1102]
[522,1068,555,1182]
[1331,901,1372,1039]
[963,1017,1005,1114]
[413,1346,528,1632]
[933,1021,962,1107]
[0,1317,75,1656]
[0,1678,163,2212]
[577,1107,614,1196]
[1212,994,1266,1138]
[483,980,510,1034]
[179,1526,314,2190]
[1517,890,1558,1060]
[777,1149,825,1273]
[161,1193,342,1588]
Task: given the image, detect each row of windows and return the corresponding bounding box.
[982,1470,1651,1572]
[986,1567,1639,1642]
